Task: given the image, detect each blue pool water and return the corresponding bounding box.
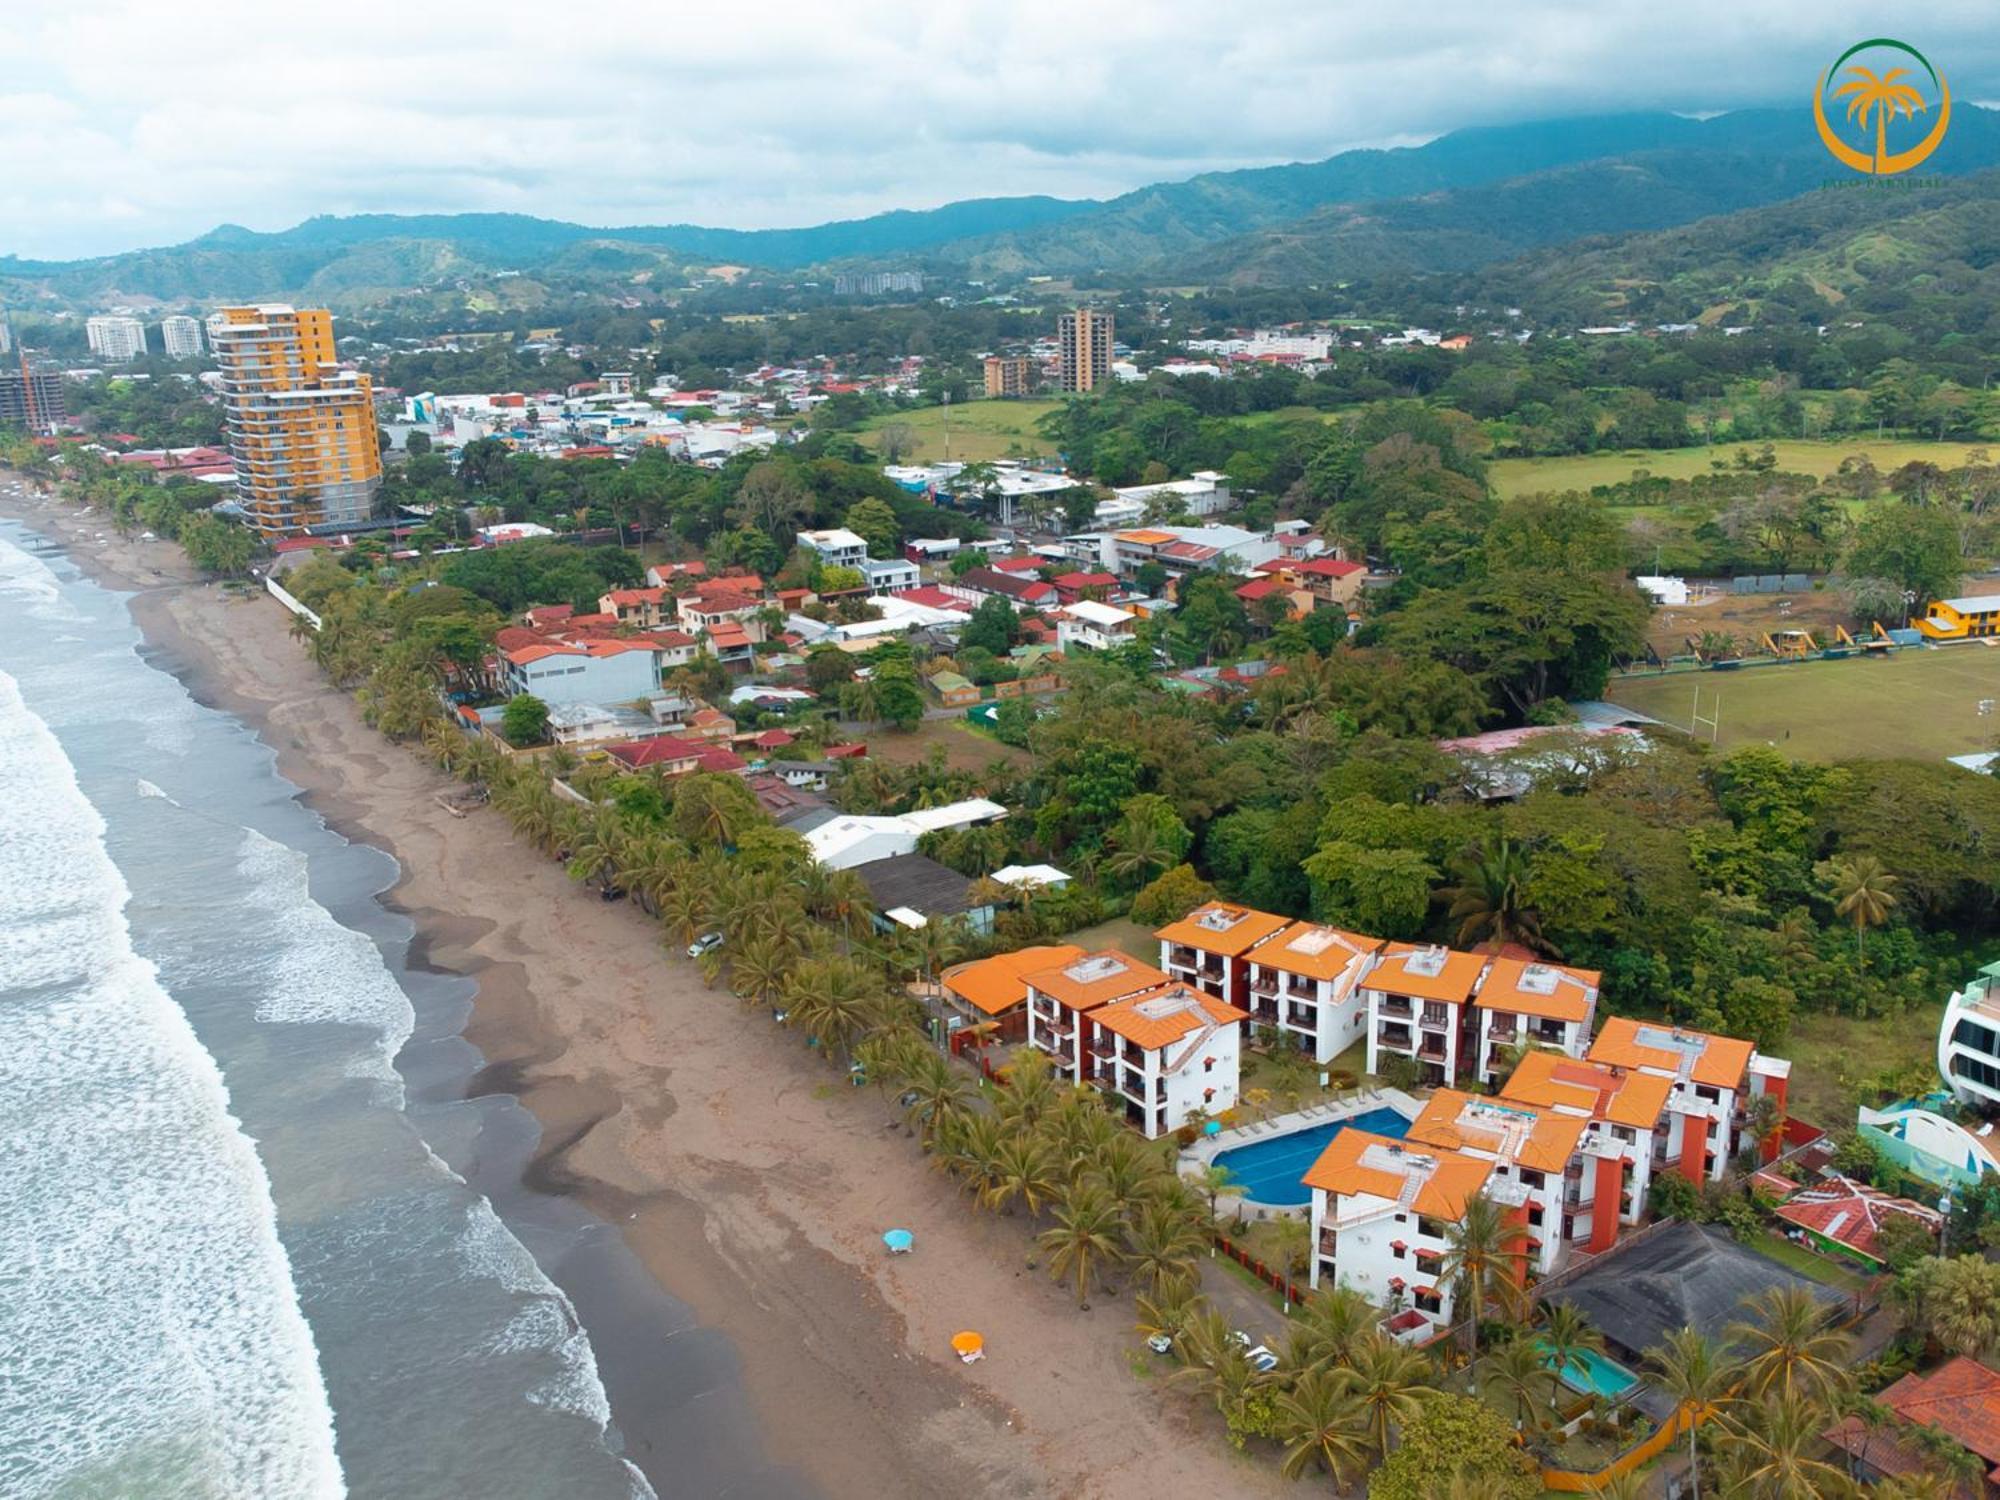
[1212,1106,1413,1207]
[1541,1342,1641,1399]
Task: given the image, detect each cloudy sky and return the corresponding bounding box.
[3,1,1996,260]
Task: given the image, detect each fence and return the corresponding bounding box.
[1212,1232,1306,1307]
[265,574,321,631]
[1729,572,1816,594]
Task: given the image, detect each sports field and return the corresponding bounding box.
[861,399,1064,464]
[1490,439,1992,500]
[1606,647,2000,762]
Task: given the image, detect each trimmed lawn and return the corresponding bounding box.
[1606,648,2000,762]
[860,399,1064,464]
[1491,439,1994,500]
[1745,1229,1872,1296]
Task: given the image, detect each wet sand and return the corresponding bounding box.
[0,486,1285,1500]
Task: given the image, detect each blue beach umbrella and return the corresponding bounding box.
[882,1228,915,1253]
[1204,1120,1223,1137]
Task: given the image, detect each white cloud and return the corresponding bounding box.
[1,0,1995,258]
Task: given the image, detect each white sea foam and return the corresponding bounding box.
[0,670,346,1499]
[136,778,174,802]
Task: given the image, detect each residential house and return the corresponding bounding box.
[1024,950,1171,1086]
[1305,1130,1495,1332]
[1770,1175,1941,1269]
[861,557,920,593]
[498,639,663,708]
[799,798,1007,870]
[1362,944,1488,1088]
[852,853,997,936]
[600,586,670,627]
[602,736,747,775]
[1055,599,1137,652]
[1084,982,1248,1138]
[1255,555,1366,611]
[951,567,1056,611]
[1243,922,1382,1064]
[1102,524,1282,586]
[1155,903,1292,1009]
[1823,1356,2000,1497]
[1470,957,1599,1087]
[941,944,1087,1045]
[1499,1050,1674,1253]
[1234,574,1312,623]
[645,629,701,669]
[677,589,768,640]
[1111,471,1231,518]
[1587,1018,1792,1184]
[1052,570,1118,605]
[903,536,960,564]
[796,527,869,571]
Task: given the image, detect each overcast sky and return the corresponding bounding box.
[3,1,1996,260]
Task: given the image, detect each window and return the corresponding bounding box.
[1391,1244,1406,1260]
[1952,1017,2000,1057]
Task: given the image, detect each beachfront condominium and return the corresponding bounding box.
[208,305,382,535]
[0,362,66,435]
[159,314,204,359]
[1057,307,1113,392]
[86,314,148,362]
[1586,1017,1791,1183]
[1940,960,2000,1113]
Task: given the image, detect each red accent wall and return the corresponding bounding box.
[1589,1155,1624,1253]
[1677,1113,1709,1184]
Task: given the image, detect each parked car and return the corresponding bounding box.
[1145,1333,1173,1355]
[686,931,724,959]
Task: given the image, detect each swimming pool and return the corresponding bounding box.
[1541,1342,1641,1400]
[1211,1105,1413,1207]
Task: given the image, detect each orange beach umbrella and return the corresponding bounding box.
[950,1330,985,1361]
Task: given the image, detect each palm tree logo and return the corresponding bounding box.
[1814,39,1951,176]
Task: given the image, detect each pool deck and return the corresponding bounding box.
[1179,1087,1424,1221]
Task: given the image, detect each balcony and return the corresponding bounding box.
[1167,945,1200,970]
[1419,1004,1453,1030]
[1088,1034,1116,1060]
[1416,1039,1448,1063]
[1376,996,1414,1020]
[1250,973,1279,997]
[1377,1024,1414,1051]
[1285,1004,1318,1030]
[1319,1228,1338,1257]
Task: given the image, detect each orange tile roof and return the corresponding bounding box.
[942,945,1086,1018]
[1023,950,1170,1012]
[1115,528,1178,545]
[1406,1089,1587,1174]
[1499,1051,1673,1131]
[1090,983,1248,1050]
[1364,944,1485,1004]
[1302,1129,1494,1220]
[1251,922,1380,982]
[1154,903,1292,958]
[1475,957,1600,1024]
[1588,1017,1756,1091]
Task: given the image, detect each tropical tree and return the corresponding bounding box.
[900,1051,975,1149]
[984,1132,1060,1218]
[1489,1334,1552,1434]
[1273,1371,1372,1488]
[1823,853,1900,964]
[728,934,792,1011]
[1442,836,1550,954]
[1123,1196,1208,1297]
[1335,1331,1433,1460]
[1438,1189,1530,1363]
[782,956,884,1058]
[1727,1285,1853,1406]
[1037,1181,1127,1307]
[1540,1302,1606,1408]
[1192,1163,1236,1222]
[1287,1285,1377,1376]
[1713,1391,1852,1499]
[993,1049,1058,1133]
[1644,1326,1738,1500]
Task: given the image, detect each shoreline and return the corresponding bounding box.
[0,485,1287,1500]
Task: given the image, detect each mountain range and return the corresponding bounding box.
[5,105,1998,309]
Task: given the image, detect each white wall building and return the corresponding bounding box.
[1055,599,1138,652]
[1586,1019,1791,1185]
[1469,958,1599,1087]
[1941,961,2000,1112]
[1112,471,1233,518]
[159,314,204,359]
[800,798,1007,871]
[498,639,664,708]
[1085,984,1248,1138]
[1026,950,1172,1087]
[861,557,920,593]
[1362,945,1487,1087]
[1243,922,1383,1064]
[86,315,148,362]
[796,527,869,571]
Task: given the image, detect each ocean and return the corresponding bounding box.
[0,519,792,1499]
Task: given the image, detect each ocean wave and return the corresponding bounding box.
[0,669,347,1500]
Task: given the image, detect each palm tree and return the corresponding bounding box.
[984,1132,1059,1218]
[1133,1281,1202,1351]
[1442,836,1550,954]
[938,1110,1009,1199]
[1713,1391,1852,1498]
[1489,1334,1552,1434]
[1192,1163,1236,1223]
[1037,1181,1127,1307]
[660,883,712,948]
[783,957,883,1059]
[1274,1371,1372,1488]
[1334,1332,1433,1460]
[729,934,793,1012]
[1540,1302,1606,1408]
[1287,1285,1377,1376]
[1087,1132,1164,1204]
[1644,1326,1738,1500]
[1727,1285,1853,1406]
[900,1052,975,1149]
[1123,1196,1208,1297]
[1584,1472,1647,1500]
[1102,821,1174,889]
[1437,1189,1530,1364]
[1826,854,1899,965]
[993,1049,1057,1133]
[1835,65,1928,174]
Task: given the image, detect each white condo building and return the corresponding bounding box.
[86,315,148,362]
[1941,961,2000,1112]
[1242,922,1382,1064]
[159,314,204,359]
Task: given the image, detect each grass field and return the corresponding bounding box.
[1491,439,1993,500]
[1782,1001,1947,1131]
[861,399,1064,464]
[1607,648,2000,762]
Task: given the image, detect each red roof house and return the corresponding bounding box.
[1824,1357,2000,1498]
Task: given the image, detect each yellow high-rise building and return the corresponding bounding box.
[1057,307,1113,393]
[208,305,381,535]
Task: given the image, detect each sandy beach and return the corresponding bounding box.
[0,486,1286,1500]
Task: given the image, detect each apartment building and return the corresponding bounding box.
[1057,307,1114,393]
[1469,957,1600,1087]
[1940,960,2000,1112]
[1156,903,1291,1009]
[1024,949,1172,1086]
[159,314,204,359]
[1361,944,1487,1087]
[796,527,870,571]
[1586,1018,1791,1184]
[208,305,382,535]
[983,356,1036,398]
[1404,1089,1588,1278]
[497,638,665,707]
[1084,982,1249,1138]
[85,315,147,362]
[1054,599,1138,652]
[1305,1129,1493,1331]
[1243,922,1382,1064]
[1500,1050,1674,1253]
[0,364,65,434]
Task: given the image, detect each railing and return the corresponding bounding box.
[1377,1026,1414,1050]
[1377,997,1414,1019]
